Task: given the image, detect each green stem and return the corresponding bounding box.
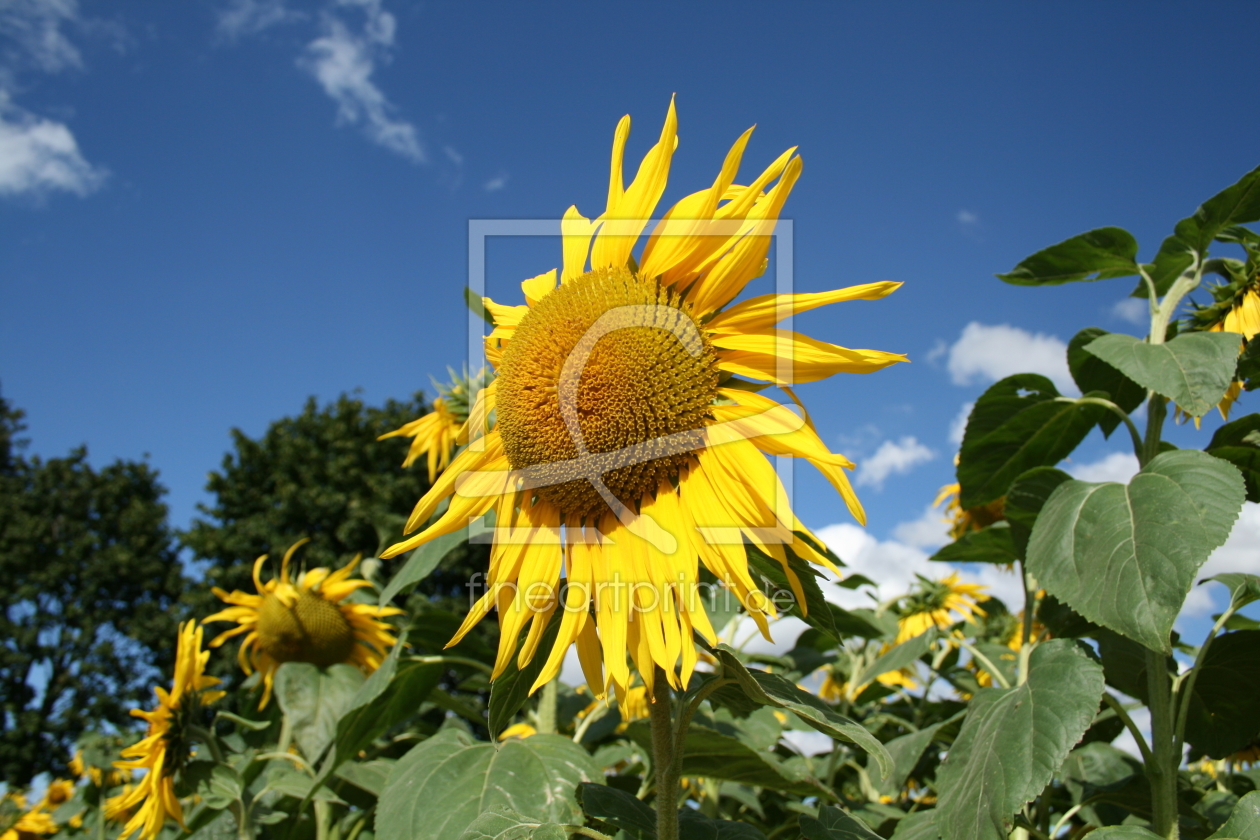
[953,637,1011,689]
[1056,397,1144,459]
[228,801,255,840]
[1102,694,1156,767]
[408,655,495,676]
[1145,646,1180,839]
[648,667,679,840]
[564,828,614,840]
[1020,562,1036,649]
[187,725,225,763]
[1142,396,1169,468]
[537,678,558,734]
[314,800,330,840]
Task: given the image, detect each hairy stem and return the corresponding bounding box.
[648,668,679,840]
[1145,646,1180,839]
[537,678,558,734]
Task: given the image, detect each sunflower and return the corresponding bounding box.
[0,792,56,840]
[818,664,917,705]
[379,367,496,482]
[1187,244,1259,419]
[69,750,125,789]
[933,482,1005,541]
[380,99,907,701]
[106,621,225,840]
[895,572,988,644]
[205,539,403,709]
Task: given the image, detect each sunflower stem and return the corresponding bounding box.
[1145,644,1180,839]
[648,667,679,840]
[537,678,558,734]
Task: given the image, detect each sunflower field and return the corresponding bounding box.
[5,103,1260,840]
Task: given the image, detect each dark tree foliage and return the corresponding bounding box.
[0,397,188,786]
[181,392,495,711]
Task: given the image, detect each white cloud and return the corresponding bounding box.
[891,504,951,551]
[856,436,934,489]
[484,173,508,192]
[957,209,978,225]
[1183,502,1260,617]
[215,0,301,40]
[945,322,1074,394]
[948,401,973,445]
[300,0,425,163]
[0,92,103,197]
[1111,298,1149,327]
[0,0,82,73]
[1066,451,1139,484]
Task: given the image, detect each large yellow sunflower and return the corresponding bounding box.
[106,621,225,840]
[379,367,495,482]
[205,539,403,708]
[381,99,907,701]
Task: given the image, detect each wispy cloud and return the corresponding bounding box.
[215,0,302,41]
[948,401,973,445]
[956,209,978,225]
[856,436,935,489]
[299,0,425,163]
[945,321,1074,394]
[483,173,507,192]
[0,0,106,198]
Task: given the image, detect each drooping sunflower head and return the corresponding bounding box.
[896,572,988,644]
[205,539,403,708]
[384,99,908,700]
[1187,243,1259,419]
[107,621,223,840]
[933,482,1006,542]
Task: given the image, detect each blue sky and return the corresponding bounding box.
[3,0,1259,631]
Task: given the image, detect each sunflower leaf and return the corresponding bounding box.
[1206,413,1260,503]
[1026,450,1245,653]
[996,227,1140,286]
[957,374,1104,509]
[799,805,883,840]
[487,608,563,737]
[1067,328,1147,437]
[273,663,364,763]
[1208,790,1260,840]
[934,640,1105,840]
[1182,630,1260,759]
[928,523,1018,566]
[1004,467,1073,560]
[377,731,600,840]
[1085,331,1243,418]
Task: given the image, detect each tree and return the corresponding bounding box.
[0,397,188,786]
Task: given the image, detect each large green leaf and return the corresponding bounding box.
[675,811,768,840]
[273,663,364,761]
[1183,630,1260,759]
[745,543,839,640]
[1026,450,1245,652]
[313,641,443,792]
[873,714,961,797]
[889,810,939,840]
[1209,573,1260,611]
[1085,331,1243,418]
[179,761,242,810]
[996,227,1140,286]
[1096,629,1173,702]
[853,632,934,690]
[928,523,1018,565]
[624,721,819,795]
[577,783,656,840]
[376,730,600,840]
[1209,790,1260,839]
[1206,413,1260,502]
[487,609,563,736]
[800,805,883,840]
[335,758,395,797]
[1173,165,1260,256]
[935,640,1105,840]
[711,646,893,780]
[1004,467,1073,559]
[457,809,566,840]
[1067,328,1148,437]
[957,374,1103,509]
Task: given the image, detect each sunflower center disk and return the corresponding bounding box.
[496,266,719,516]
[257,590,356,668]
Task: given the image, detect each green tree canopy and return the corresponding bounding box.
[0,397,188,786]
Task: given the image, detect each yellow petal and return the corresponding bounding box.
[714,329,908,385]
[521,268,557,306]
[706,281,903,335]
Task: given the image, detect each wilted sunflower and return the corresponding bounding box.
[379,367,495,482]
[933,482,1005,541]
[106,621,224,840]
[205,539,402,708]
[895,572,988,644]
[381,99,907,701]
